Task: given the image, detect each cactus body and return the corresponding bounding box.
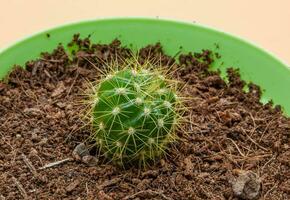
[91,68,178,164]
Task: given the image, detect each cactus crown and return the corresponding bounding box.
[88,61,182,166]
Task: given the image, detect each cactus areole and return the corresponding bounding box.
[91,68,179,164]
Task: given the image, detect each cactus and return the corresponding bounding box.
[89,65,181,165]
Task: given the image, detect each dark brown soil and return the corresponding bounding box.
[0,35,289,200]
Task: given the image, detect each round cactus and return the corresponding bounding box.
[90,67,180,165]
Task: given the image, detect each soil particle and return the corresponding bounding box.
[0,35,290,199]
[97,190,114,200]
[183,156,194,177]
[66,179,81,193]
[51,81,66,97]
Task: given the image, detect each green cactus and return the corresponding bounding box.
[89,66,181,165]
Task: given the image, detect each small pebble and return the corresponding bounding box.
[56,102,66,108]
[82,155,98,166]
[230,170,261,200]
[72,143,90,161]
[38,138,48,146]
[31,132,40,142]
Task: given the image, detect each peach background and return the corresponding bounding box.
[0,0,289,65]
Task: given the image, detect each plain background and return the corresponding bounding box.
[0,0,289,65]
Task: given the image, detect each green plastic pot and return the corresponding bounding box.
[0,18,289,115]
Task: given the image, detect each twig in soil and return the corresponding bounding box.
[11,176,29,200]
[233,154,272,162]
[97,177,121,190]
[260,155,276,173]
[199,185,213,199]
[44,69,52,78]
[263,182,278,199]
[241,128,269,151]
[21,154,39,178]
[2,139,17,162]
[249,113,257,129]
[39,158,72,170]
[85,182,89,199]
[259,118,275,142]
[123,189,173,200]
[227,138,245,157]
[40,58,63,63]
